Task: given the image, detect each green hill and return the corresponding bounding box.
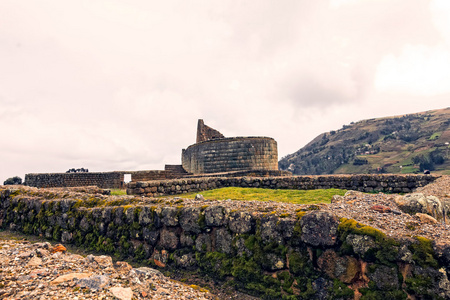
[279,108,450,175]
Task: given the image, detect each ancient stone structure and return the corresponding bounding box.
[24,120,285,188]
[196,119,224,143]
[183,120,279,174]
[128,174,439,197]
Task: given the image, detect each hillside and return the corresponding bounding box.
[279,108,450,175]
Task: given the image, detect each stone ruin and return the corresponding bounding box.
[182,119,283,175]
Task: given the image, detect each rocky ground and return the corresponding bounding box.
[1,175,449,299]
[0,238,218,300]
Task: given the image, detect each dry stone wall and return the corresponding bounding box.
[25,170,178,189]
[128,174,439,197]
[1,187,450,299]
[182,137,279,174]
[25,172,124,189]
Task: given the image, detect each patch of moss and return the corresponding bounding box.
[277,271,294,294]
[338,218,386,241]
[197,211,206,229]
[295,211,306,219]
[330,279,354,299]
[288,249,318,279]
[405,274,441,299]
[359,288,407,300]
[338,218,399,265]
[409,236,439,269]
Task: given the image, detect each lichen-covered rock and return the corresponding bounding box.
[367,265,399,290]
[434,242,450,270]
[317,249,359,283]
[260,215,283,243]
[124,207,135,224]
[407,266,450,299]
[300,211,339,246]
[179,207,201,234]
[138,207,153,225]
[398,244,413,263]
[195,234,212,252]
[214,228,232,254]
[79,217,91,232]
[60,199,71,213]
[161,207,179,227]
[311,277,333,300]
[61,231,72,244]
[158,228,179,250]
[265,253,285,271]
[395,193,445,221]
[234,237,252,257]
[173,253,196,268]
[101,208,112,223]
[142,228,159,246]
[277,218,295,239]
[228,211,253,234]
[345,234,377,257]
[204,206,226,227]
[114,207,124,225]
[180,233,194,247]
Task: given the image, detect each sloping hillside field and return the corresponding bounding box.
[280,107,450,175]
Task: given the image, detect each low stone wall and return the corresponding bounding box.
[127,170,176,182]
[25,172,124,189]
[127,174,439,197]
[25,170,178,189]
[1,187,449,299]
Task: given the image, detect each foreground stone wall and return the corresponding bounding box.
[1,187,449,299]
[128,174,439,197]
[182,137,279,174]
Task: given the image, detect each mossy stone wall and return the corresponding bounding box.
[1,188,449,299]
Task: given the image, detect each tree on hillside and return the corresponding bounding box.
[3,176,22,185]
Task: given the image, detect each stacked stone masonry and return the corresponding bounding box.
[25,172,124,189]
[196,119,224,143]
[128,174,439,197]
[182,137,279,174]
[1,186,450,299]
[25,170,179,189]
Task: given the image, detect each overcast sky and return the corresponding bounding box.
[1,0,450,183]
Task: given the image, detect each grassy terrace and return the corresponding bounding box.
[182,187,347,204]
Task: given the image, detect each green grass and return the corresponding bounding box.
[401,165,419,174]
[428,132,442,141]
[182,187,347,204]
[110,189,127,196]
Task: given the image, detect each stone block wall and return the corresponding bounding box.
[25,172,124,189]
[182,137,279,174]
[128,174,439,197]
[24,170,180,189]
[127,171,176,182]
[1,187,449,299]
